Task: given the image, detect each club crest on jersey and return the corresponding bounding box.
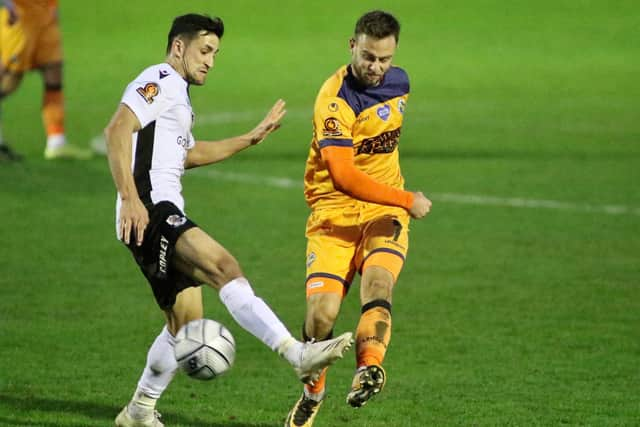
[377,104,391,121]
[166,214,187,228]
[398,99,406,114]
[322,117,342,137]
[136,82,160,104]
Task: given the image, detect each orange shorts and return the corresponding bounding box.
[0,4,62,73]
[304,203,410,298]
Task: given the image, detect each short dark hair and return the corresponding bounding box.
[166,14,224,53]
[354,10,400,42]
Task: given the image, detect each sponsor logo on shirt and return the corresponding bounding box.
[136,82,160,104]
[356,128,401,154]
[176,135,190,148]
[159,69,169,79]
[328,102,339,112]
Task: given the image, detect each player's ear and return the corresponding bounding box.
[349,37,356,50]
[174,38,185,58]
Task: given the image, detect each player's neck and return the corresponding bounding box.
[166,56,187,81]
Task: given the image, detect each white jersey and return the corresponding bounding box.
[115,63,195,233]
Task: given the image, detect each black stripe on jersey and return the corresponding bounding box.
[318,138,353,149]
[133,121,156,206]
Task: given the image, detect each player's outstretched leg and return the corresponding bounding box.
[346,364,386,408]
[286,332,353,384]
[216,275,353,384]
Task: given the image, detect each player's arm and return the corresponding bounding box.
[104,103,148,246]
[185,99,286,169]
[322,145,431,219]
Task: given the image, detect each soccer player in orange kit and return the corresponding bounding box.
[285,10,432,427]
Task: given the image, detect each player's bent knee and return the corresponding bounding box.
[310,310,339,336]
[363,278,393,302]
[306,294,341,336]
[212,252,243,284]
[198,251,243,287]
[0,72,23,97]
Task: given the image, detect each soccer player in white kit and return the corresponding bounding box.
[105,14,353,427]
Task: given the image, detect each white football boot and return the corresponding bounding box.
[295,332,354,384]
[115,405,164,427]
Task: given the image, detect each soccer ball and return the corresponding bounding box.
[174,318,236,380]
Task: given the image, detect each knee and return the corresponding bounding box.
[217,252,243,281]
[306,302,340,337]
[205,251,243,285]
[363,278,393,303]
[0,72,23,96]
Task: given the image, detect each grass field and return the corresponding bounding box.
[1,1,639,426]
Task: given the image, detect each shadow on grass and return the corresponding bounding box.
[0,393,276,427]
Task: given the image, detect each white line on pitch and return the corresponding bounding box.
[193,170,640,217]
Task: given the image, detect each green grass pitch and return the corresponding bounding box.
[0,1,638,426]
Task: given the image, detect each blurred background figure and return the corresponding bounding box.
[0,0,91,161]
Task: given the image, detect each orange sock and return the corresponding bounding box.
[42,89,64,136]
[304,368,327,395]
[355,300,392,367]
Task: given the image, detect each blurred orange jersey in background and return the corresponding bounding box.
[1,0,62,73]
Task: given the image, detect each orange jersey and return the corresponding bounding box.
[1,0,61,72]
[304,65,410,211]
[11,0,57,10]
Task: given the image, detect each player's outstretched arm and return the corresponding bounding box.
[104,104,148,246]
[185,99,286,169]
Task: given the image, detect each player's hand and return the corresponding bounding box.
[247,99,287,145]
[119,197,149,246]
[408,191,432,219]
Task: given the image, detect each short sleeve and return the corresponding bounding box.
[121,80,170,128]
[313,96,356,149]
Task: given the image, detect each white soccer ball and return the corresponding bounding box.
[174,318,236,380]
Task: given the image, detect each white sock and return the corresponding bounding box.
[219,277,302,362]
[46,133,66,150]
[278,336,305,367]
[129,326,177,417]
